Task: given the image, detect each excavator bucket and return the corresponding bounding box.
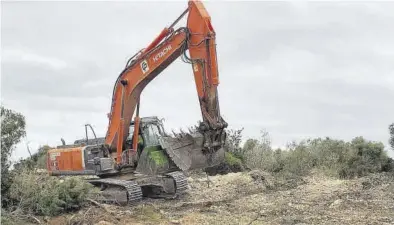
[135,132,225,175]
[159,133,225,172]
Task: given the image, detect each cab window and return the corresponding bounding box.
[143,124,162,146]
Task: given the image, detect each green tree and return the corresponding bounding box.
[13,145,52,170]
[243,138,259,153]
[225,128,244,156]
[389,123,394,150]
[1,106,26,206]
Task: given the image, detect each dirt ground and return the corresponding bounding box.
[45,170,393,225]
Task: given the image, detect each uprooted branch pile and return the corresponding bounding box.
[1,168,100,225]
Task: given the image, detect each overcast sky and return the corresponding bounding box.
[2,1,394,161]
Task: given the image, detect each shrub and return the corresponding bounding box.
[13,145,51,171]
[338,137,393,178]
[225,152,244,170]
[1,106,26,207]
[243,130,277,172]
[242,133,393,179]
[225,152,242,166]
[224,128,245,160]
[8,168,99,216]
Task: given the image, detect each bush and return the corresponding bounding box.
[224,128,245,160]
[338,137,393,178]
[242,133,393,179]
[1,106,26,207]
[13,145,51,171]
[8,168,99,216]
[225,152,244,171]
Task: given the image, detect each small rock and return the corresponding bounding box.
[170,219,180,224]
[187,177,194,183]
[329,199,342,208]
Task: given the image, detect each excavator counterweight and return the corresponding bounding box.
[46,0,227,205]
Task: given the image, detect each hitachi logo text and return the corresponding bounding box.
[153,45,172,62]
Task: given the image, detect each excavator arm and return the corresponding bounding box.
[104,0,227,165]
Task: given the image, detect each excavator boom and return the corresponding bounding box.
[105,0,227,166]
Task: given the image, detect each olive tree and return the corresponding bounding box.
[1,106,26,205]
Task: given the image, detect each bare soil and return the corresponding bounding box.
[45,171,394,225]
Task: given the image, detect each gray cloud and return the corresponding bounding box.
[2,1,393,160]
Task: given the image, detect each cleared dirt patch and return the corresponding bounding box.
[41,171,394,225]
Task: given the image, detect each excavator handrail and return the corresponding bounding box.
[84,124,98,146]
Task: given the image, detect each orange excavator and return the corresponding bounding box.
[46,0,227,204]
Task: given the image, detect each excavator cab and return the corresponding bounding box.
[127,116,167,154]
[139,117,167,147]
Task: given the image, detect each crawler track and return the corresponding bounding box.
[167,171,188,194]
[88,171,188,205]
[88,178,143,205]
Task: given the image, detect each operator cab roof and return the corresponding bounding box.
[131,116,161,125]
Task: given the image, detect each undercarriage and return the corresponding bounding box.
[86,171,188,205]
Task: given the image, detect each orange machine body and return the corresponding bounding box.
[47,147,85,174]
